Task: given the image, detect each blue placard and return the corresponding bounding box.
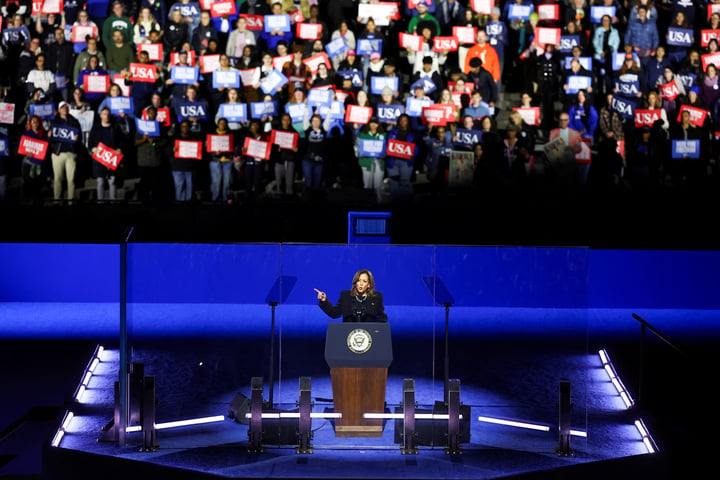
[338,69,363,88]
[218,103,248,122]
[614,78,641,98]
[377,104,404,123]
[285,102,307,123]
[250,101,278,119]
[371,76,399,95]
[173,2,201,19]
[559,35,580,53]
[672,139,701,159]
[612,52,639,71]
[508,5,532,21]
[29,103,55,120]
[318,100,344,120]
[176,100,209,121]
[135,118,160,137]
[590,6,616,24]
[453,128,483,148]
[565,75,593,94]
[358,138,386,158]
[565,56,593,71]
[263,14,291,33]
[666,27,694,47]
[357,38,383,56]
[485,21,505,38]
[2,27,27,45]
[405,96,433,117]
[410,77,437,95]
[108,96,134,115]
[0,136,9,156]
[212,69,241,89]
[171,66,199,85]
[260,70,288,95]
[610,94,636,119]
[307,88,333,109]
[50,125,80,143]
[326,37,348,58]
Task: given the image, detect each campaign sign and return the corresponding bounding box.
[435,103,457,123]
[170,50,197,66]
[470,0,493,15]
[634,109,662,128]
[0,102,15,124]
[289,8,304,24]
[614,77,641,98]
[612,52,638,71]
[564,56,592,70]
[453,128,483,148]
[137,43,163,61]
[18,135,49,161]
[270,129,299,150]
[377,104,404,123]
[559,35,580,53]
[83,74,110,94]
[610,95,636,119]
[285,102,307,123]
[264,14,291,33]
[701,29,720,47]
[129,63,157,83]
[576,139,592,164]
[658,80,680,101]
[0,137,8,157]
[296,22,322,40]
[386,138,415,159]
[513,107,540,126]
[326,36,348,58]
[251,101,278,119]
[358,3,398,26]
[50,124,79,143]
[240,14,264,31]
[92,142,123,170]
[206,134,234,152]
[317,100,344,120]
[345,104,373,124]
[29,103,55,120]
[218,103,248,122]
[199,54,221,74]
[433,36,458,52]
[536,27,561,46]
[677,105,709,127]
[176,100,209,120]
[508,4,531,21]
[405,96,433,117]
[421,105,447,126]
[143,107,170,127]
[590,6,615,24]
[171,65,199,84]
[108,96,133,115]
[710,4,720,19]
[538,4,560,21]
[112,74,131,97]
[260,70,288,95]
[210,0,236,18]
[135,118,160,137]
[212,69,241,89]
[338,69,363,88]
[399,32,423,51]
[41,0,63,14]
[174,140,203,159]
[666,27,694,47]
[411,77,437,95]
[239,68,259,87]
[357,38,383,56]
[303,53,331,75]
[307,88,333,109]
[272,54,293,71]
[672,139,701,159]
[72,24,97,43]
[453,26,477,44]
[358,138,386,158]
[371,76,399,95]
[701,52,720,71]
[243,137,271,160]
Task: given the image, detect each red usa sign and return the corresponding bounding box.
[658,80,680,101]
[92,142,123,170]
[143,107,170,126]
[386,138,415,159]
[240,14,264,31]
[701,29,720,47]
[129,63,157,82]
[634,108,662,127]
[433,36,458,52]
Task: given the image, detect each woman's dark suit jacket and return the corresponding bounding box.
[319,291,388,322]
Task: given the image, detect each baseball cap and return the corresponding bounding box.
[370,52,381,60]
[58,101,69,109]
[347,49,356,56]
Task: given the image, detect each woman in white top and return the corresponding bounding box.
[330,20,356,71]
[134,6,163,45]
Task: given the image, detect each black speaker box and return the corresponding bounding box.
[228,393,250,424]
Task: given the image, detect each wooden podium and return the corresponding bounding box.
[325,323,393,438]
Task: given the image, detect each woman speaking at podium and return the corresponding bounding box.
[315,269,387,322]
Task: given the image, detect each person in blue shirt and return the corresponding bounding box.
[485,8,509,87]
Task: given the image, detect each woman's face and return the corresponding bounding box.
[171,10,181,22]
[31,117,40,129]
[602,15,611,28]
[481,117,491,130]
[109,85,120,96]
[141,8,150,20]
[227,88,238,102]
[463,116,474,128]
[187,87,196,100]
[100,109,110,122]
[317,64,327,76]
[648,92,658,106]
[355,273,369,294]
[398,115,409,129]
[218,119,228,131]
[664,68,673,80]
[219,55,229,67]
[281,114,291,128]
[578,90,586,103]
[73,89,82,99]
[708,65,718,78]
[88,56,98,69]
[311,115,321,128]
[263,54,272,65]
[357,90,368,104]
[293,89,304,102]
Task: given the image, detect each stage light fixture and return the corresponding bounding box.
[598,349,634,409]
[73,344,105,403]
[124,415,226,433]
[364,413,464,420]
[477,415,551,432]
[634,419,658,454]
[50,410,74,447]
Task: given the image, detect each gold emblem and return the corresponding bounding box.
[346,328,372,354]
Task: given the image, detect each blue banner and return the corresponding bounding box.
[171,66,199,85]
[285,102,307,123]
[612,52,638,71]
[108,96,134,115]
[337,69,363,88]
[453,128,483,148]
[176,100,209,121]
[358,138,386,158]
[559,35,580,53]
[566,75,592,94]
[218,103,248,123]
[610,95,636,119]
[672,140,701,159]
[370,76,399,95]
[325,37,348,58]
[508,4,532,21]
[410,77,437,95]
[307,88,333,109]
[590,6,615,24]
[614,78,641,98]
[357,38,383,56]
[405,96,432,117]
[666,27,694,47]
[135,118,160,137]
[377,104,404,123]
[564,56,592,71]
[263,14,291,33]
[29,103,55,120]
[260,70,288,96]
[250,101,278,119]
[212,69,241,89]
[50,124,80,143]
[0,136,8,157]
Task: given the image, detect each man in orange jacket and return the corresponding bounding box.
[463,29,500,83]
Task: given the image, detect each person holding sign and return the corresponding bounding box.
[135,106,170,203]
[170,119,201,201]
[237,119,268,199]
[88,107,125,201]
[207,117,235,203]
[316,269,387,323]
[301,109,333,193]
[356,116,387,203]
[669,109,707,187]
[269,113,299,197]
[48,101,82,202]
[76,55,109,110]
[73,37,107,87]
[20,115,49,205]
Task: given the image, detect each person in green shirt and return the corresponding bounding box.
[407,0,441,37]
[355,117,387,203]
[102,1,134,49]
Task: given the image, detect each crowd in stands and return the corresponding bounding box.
[2,0,720,206]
